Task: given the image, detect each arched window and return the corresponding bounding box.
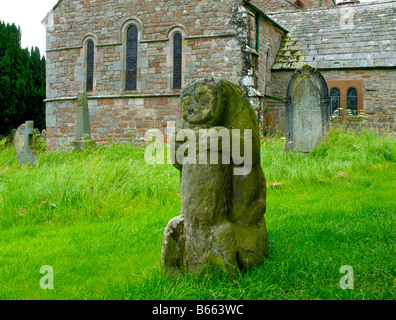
[173,32,182,89]
[330,88,340,115]
[86,40,94,92]
[347,88,358,116]
[126,25,138,91]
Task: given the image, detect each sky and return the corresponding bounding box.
[0,0,380,57]
[0,0,58,55]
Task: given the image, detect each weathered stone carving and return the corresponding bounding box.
[161,78,268,274]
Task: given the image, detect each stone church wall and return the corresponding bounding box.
[44,0,285,149]
[44,0,240,149]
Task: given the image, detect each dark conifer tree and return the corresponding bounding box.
[0,21,46,137]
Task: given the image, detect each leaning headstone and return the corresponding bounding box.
[40,129,46,141]
[285,65,330,153]
[72,91,95,150]
[4,129,17,148]
[161,78,268,274]
[14,121,39,166]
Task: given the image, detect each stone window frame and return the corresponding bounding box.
[119,17,144,92]
[326,79,364,118]
[81,34,100,93]
[166,25,188,91]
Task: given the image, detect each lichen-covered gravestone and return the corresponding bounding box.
[285,65,330,153]
[72,91,96,150]
[14,121,39,166]
[40,129,47,142]
[4,129,17,148]
[161,78,268,274]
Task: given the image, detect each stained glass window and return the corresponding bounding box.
[330,88,340,115]
[126,25,138,91]
[86,40,94,92]
[173,33,182,89]
[347,88,358,116]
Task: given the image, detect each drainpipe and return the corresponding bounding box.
[256,14,262,53]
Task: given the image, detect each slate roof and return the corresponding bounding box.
[268,0,396,70]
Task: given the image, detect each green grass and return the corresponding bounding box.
[0,129,395,300]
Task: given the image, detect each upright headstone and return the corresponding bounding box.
[72,91,95,150]
[285,65,330,153]
[14,121,38,165]
[161,78,268,274]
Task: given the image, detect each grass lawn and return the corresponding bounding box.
[0,129,395,300]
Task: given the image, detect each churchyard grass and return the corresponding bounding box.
[0,129,394,300]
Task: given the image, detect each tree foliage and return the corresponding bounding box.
[0,21,46,137]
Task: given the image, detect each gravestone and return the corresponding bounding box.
[40,129,47,141]
[161,78,268,274]
[14,121,39,166]
[285,65,330,153]
[4,129,17,148]
[72,91,96,150]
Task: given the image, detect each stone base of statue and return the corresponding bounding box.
[72,139,96,151]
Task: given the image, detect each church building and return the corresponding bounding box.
[42,0,396,149]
